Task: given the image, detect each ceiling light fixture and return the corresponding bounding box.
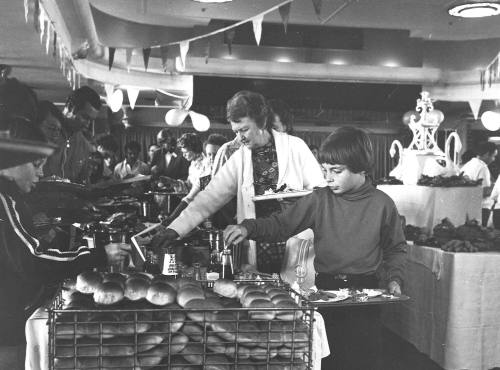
[448,2,500,18]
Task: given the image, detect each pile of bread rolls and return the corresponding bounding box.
[55,272,309,369]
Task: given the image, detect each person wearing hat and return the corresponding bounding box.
[0,80,129,369]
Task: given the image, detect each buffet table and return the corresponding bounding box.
[382,244,500,370]
[377,185,482,231]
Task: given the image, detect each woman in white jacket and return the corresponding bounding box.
[161,91,326,269]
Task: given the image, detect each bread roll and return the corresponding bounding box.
[275,300,303,321]
[146,281,177,306]
[256,321,284,348]
[93,281,124,305]
[271,294,295,305]
[266,287,289,298]
[127,272,152,282]
[176,277,202,289]
[277,345,307,359]
[153,304,186,333]
[176,286,205,307]
[137,334,189,366]
[152,274,178,290]
[225,343,251,359]
[213,279,237,298]
[278,321,309,348]
[124,277,150,301]
[210,313,263,346]
[184,298,223,322]
[55,336,136,357]
[250,346,278,361]
[237,284,251,299]
[181,322,204,341]
[75,270,102,294]
[248,299,276,320]
[242,291,270,307]
[180,343,230,369]
[102,272,126,289]
[241,285,264,299]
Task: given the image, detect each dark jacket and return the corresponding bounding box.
[0,179,106,345]
[150,149,189,180]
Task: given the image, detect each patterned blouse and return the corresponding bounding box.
[251,136,286,273]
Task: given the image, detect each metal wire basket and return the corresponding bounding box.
[48,281,314,369]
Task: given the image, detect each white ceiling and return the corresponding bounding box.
[2,0,500,106]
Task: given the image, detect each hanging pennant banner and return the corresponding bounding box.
[278,3,291,33]
[468,99,482,120]
[160,46,169,71]
[312,0,323,19]
[45,22,51,54]
[143,48,151,71]
[127,87,140,110]
[126,49,133,72]
[24,0,30,23]
[252,15,264,46]
[104,84,114,103]
[179,41,190,69]
[108,47,116,70]
[39,10,46,42]
[226,29,235,55]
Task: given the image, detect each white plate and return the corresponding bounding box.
[252,190,313,201]
[362,289,384,298]
[309,290,351,303]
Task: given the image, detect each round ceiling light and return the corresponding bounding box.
[448,2,500,18]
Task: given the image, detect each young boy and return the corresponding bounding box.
[224,126,407,370]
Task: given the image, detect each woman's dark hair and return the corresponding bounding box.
[460,149,475,164]
[226,90,271,130]
[206,133,228,148]
[124,141,141,153]
[319,126,374,174]
[178,133,203,154]
[9,117,48,144]
[268,99,294,134]
[64,86,102,115]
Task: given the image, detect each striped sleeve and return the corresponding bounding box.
[0,193,92,261]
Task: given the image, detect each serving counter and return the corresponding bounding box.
[382,244,500,370]
[377,185,482,231]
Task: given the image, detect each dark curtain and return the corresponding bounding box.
[112,125,401,180]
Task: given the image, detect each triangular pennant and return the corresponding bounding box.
[204,39,211,64]
[34,0,40,33]
[468,99,482,120]
[252,15,264,46]
[143,48,151,71]
[226,29,235,55]
[108,47,116,71]
[45,22,51,54]
[104,84,115,101]
[52,31,57,57]
[160,46,169,71]
[278,3,291,33]
[179,41,190,69]
[126,48,133,72]
[24,0,30,23]
[39,10,46,42]
[127,87,140,110]
[311,0,323,19]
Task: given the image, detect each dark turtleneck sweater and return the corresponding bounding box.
[241,179,407,286]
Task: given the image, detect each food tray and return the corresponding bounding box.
[48,281,314,369]
[252,190,312,201]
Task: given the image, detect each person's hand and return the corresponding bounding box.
[388,280,401,296]
[104,242,132,265]
[159,176,176,185]
[223,225,248,246]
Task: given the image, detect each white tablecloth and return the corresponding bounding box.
[382,244,500,370]
[377,185,482,231]
[25,306,329,370]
